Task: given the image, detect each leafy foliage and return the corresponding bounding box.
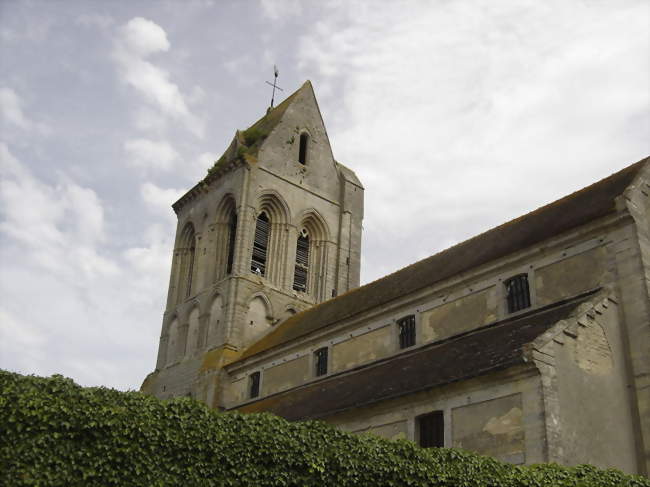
[204,126,268,181]
[1,371,647,487]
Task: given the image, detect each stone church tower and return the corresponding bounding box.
[142,81,364,405]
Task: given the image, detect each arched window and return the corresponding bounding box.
[178,223,197,302]
[293,229,310,292]
[213,196,237,282]
[251,212,269,276]
[186,239,195,298]
[298,133,309,165]
[226,211,237,274]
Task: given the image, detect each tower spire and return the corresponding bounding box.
[265,65,283,109]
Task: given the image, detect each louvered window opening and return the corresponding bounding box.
[418,411,444,448]
[398,314,416,349]
[251,213,269,276]
[226,213,237,274]
[505,274,531,313]
[293,234,309,292]
[314,347,328,377]
[298,133,308,165]
[249,371,260,398]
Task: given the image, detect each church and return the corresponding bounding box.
[141,81,649,476]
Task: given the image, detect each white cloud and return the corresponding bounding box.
[75,13,114,30]
[141,181,184,217]
[112,17,204,138]
[0,142,171,389]
[188,151,217,182]
[0,142,116,277]
[0,87,49,134]
[124,138,179,171]
[119,17,170,57]
[296,0,650,282]
[0,88,30,129]
[259,0,303,21]
[133,107,167,133]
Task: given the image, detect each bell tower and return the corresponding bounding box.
[141,81,364,406]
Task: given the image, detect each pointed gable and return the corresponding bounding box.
[175,81,344,213]
[252,80,342,200]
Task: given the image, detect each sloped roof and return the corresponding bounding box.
[236,81,308,160]
[238,157,647,360]
[234,291,598,420]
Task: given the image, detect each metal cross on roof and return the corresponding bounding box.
[265,65,283,108]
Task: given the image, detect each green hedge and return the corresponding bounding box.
[0,371,647,486]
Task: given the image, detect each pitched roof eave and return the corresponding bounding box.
[236,157,648,361]
[233,290,598,420]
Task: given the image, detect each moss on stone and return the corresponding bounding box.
[203,84,304,182]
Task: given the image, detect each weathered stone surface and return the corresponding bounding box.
[331,326,393,373]
[421,287,497,342]
[263,355,310,396]
[535,247,606,306]
[452,394,525,464]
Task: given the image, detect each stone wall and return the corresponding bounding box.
[533,295,639,474]
[227,232,613,410]
[326,367,545,465]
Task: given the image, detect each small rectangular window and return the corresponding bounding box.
[298,133,309,165]
[249,371,260,399]
[397,315,416,349]
[505,274,531,313]
[314,347,328,377]
[418,410,444,448]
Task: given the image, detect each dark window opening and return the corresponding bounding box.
[505,274,531,313]
[226,212,237,274]
[314,347,328,377]
[398,314,416,349]
[293,231,309,292]
[249,371,260,398]
[298,133,309,165]
[418,411,444,448]
[251,212,269,276]
[186,240,195,298]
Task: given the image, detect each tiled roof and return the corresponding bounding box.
[234,291,598,420]
[238,158,647,360]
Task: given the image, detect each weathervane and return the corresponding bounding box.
[265,65,283,109]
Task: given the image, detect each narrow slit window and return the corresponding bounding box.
[249,371,260,399]
[293,231,309,292]
[418,411,444,448]
[314,347,328,377]
[397,314,416,349]
[251,212,269,276]
[226,212,237,274]
[298,133,309,165]
[505,274,531,313]
[186,238,196,298]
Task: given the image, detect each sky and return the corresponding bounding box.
[0,0,648,391]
